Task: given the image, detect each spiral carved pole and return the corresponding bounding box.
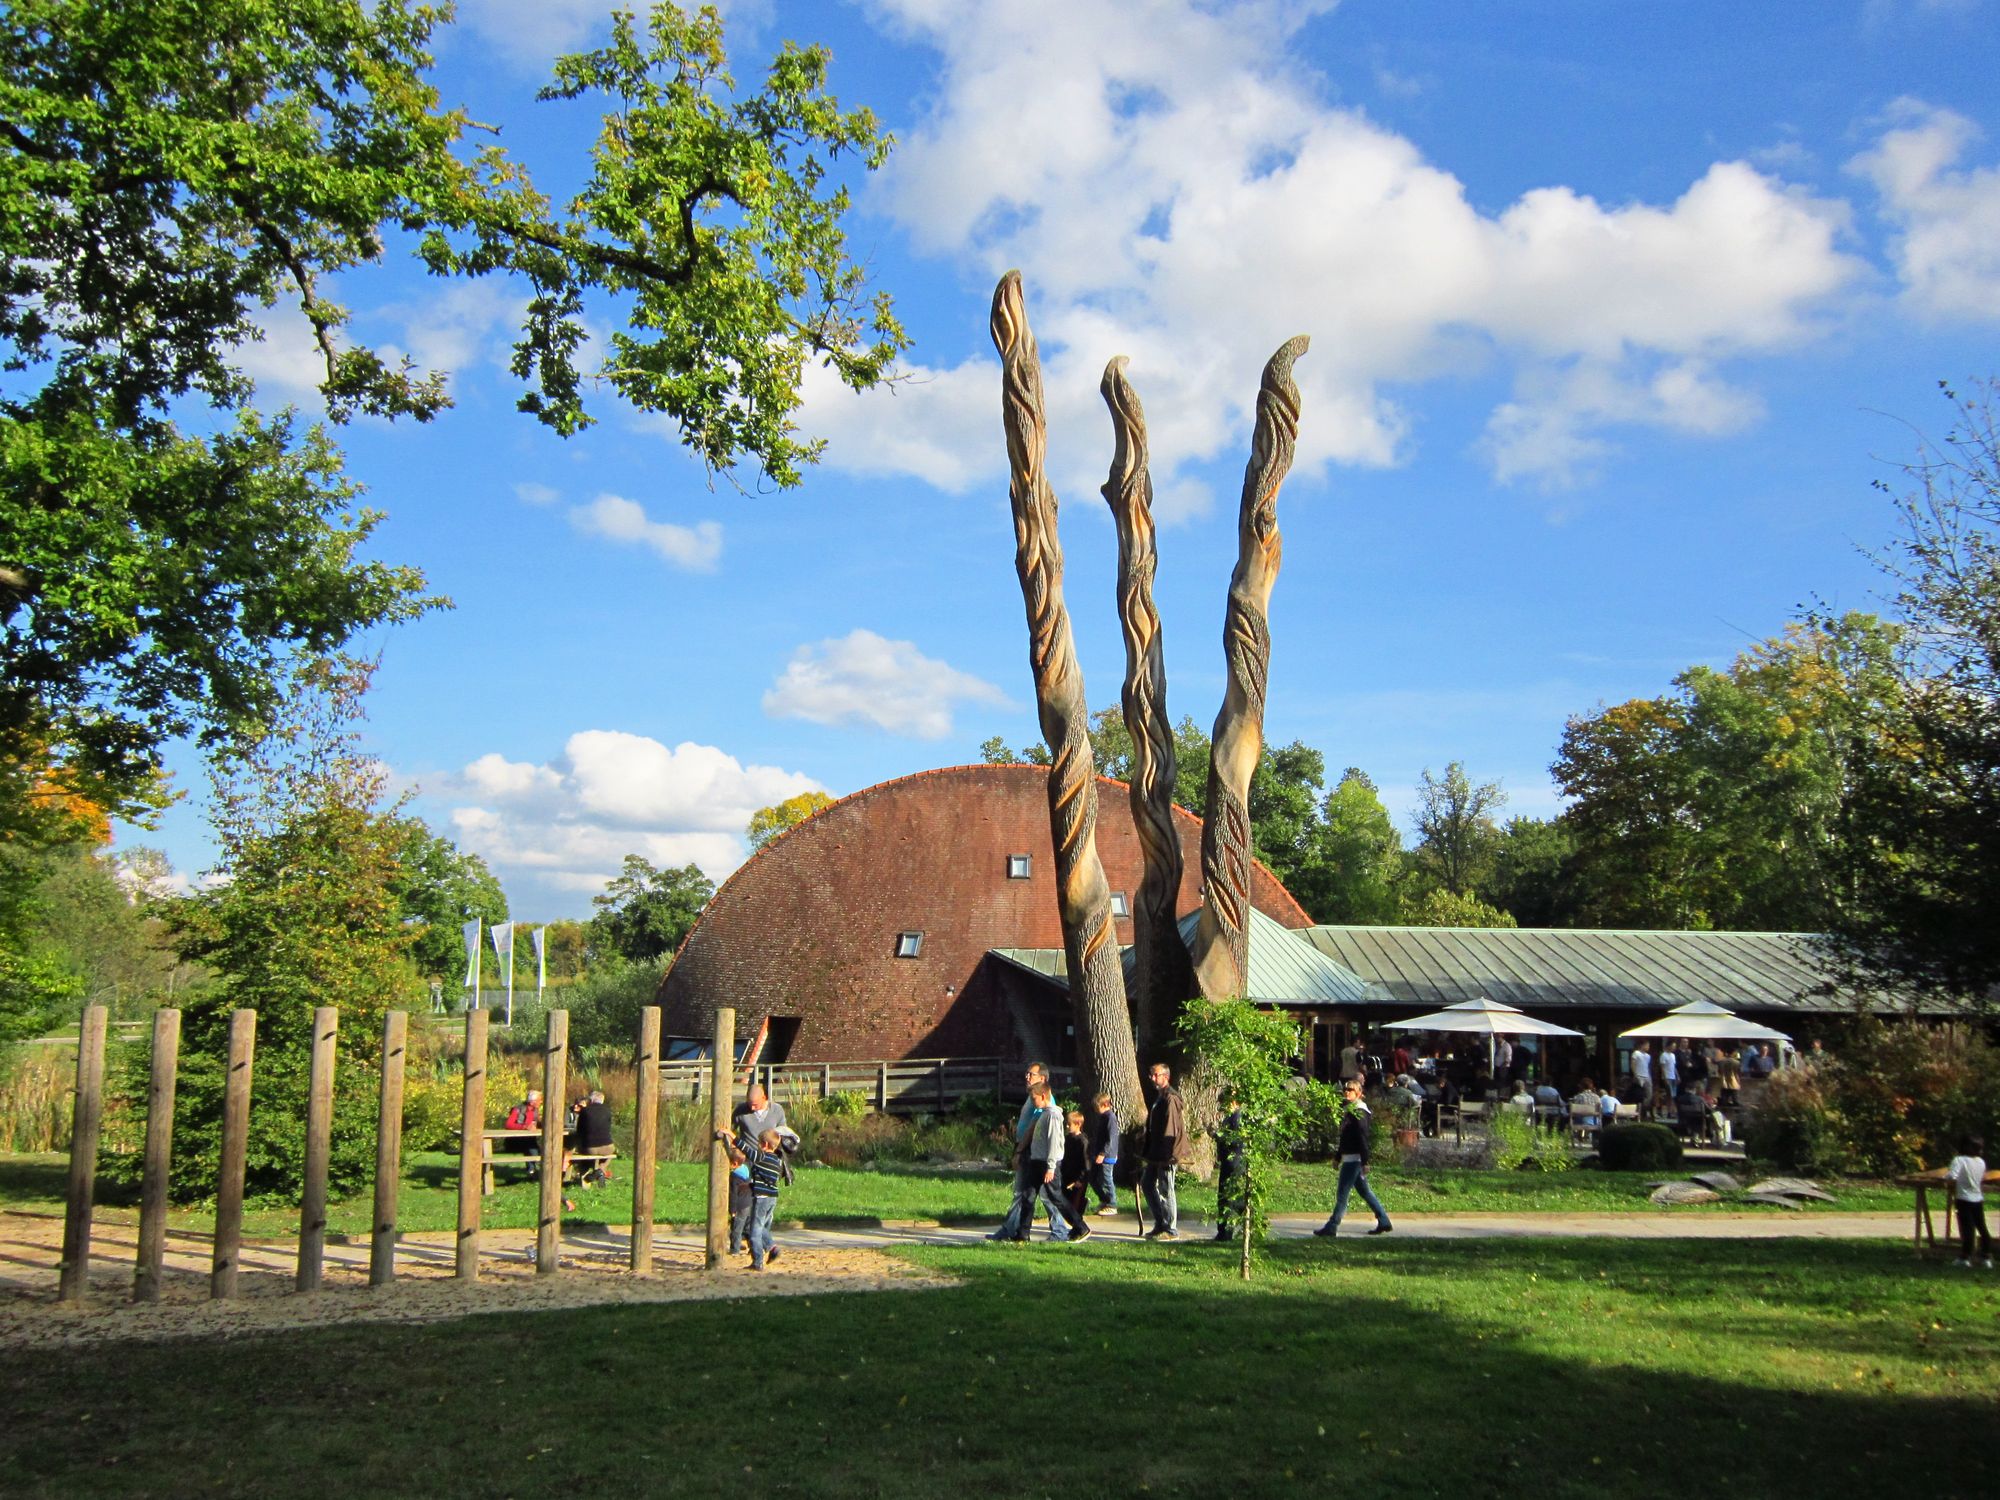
[1193,334,1310,1001]
[991,272,1145,1124]
[1100,357,1193,1057]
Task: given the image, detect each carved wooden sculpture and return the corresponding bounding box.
[990,272,1145,1122]
[1192,335,1311,1001]
[1099,356,1192,1058]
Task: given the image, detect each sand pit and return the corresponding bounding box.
[0,1210,955,1349]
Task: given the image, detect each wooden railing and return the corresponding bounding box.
[660,1056,1076,1113]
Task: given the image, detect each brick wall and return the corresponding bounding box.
[659,764,1310,1062]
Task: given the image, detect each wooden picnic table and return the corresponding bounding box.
[1896,1166,2000,1253]
[465,1127,616,1196]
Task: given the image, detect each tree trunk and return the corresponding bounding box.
[1100,356,1192,1061]
[991,272,1145,1125]
[1193,335,1310,1001]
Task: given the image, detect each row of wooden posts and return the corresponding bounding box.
[56,1001,743,1304]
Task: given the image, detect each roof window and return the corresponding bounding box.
[1007,854,1033,879]
[895,931,924,959]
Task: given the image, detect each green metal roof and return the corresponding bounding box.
[1295,926,1947,1014]
[991,908,1387,1008]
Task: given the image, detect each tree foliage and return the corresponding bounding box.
[1410,761,1506,897]
[1820,381,2000,996]
[104,658,421,1203]
[1,0,903,821]
[1555,615,1901,931]
[389,819,508,981]
[746,790,834,850]
[588,854,713,963]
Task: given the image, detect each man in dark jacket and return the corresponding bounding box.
[1313,1076,1392,1237]
[1142,1062,1185,1240]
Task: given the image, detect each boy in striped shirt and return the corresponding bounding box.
[717,1127,787,1270]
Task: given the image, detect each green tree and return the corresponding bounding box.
[1555,615,1901,930]
[1176,996,1332,1279]
[106,658,420,1203]
[540,919,591,982]
[1411,761,1506,897]
[1401,887,1518,928]
[588,855,713,962]
[1298,769,1405,925]
[1822,381,2000,996]
[1,0,903,823]
[745,791,835,850]
[1484,816,1580,928]
[389,820,508,982]
[977,735,1023,766]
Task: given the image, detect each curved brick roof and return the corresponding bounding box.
[659,764,1310,1062]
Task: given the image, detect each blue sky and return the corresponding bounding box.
[121,0,2000,918]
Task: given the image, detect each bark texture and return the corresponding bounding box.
[1193,334,1310,1001]
[1100,356,1192,1058]
[990,272,1145,1122]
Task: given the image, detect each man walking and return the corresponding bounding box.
[1314,1076,1392,1238]
[989,1061,1052,1242]
[1141,1062,1185,1240]
[1630,1041,1654,1121]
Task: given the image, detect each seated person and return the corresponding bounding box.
[1506,1081,1534,1117]
[1699,1088,1734,1145]
[1533,1079,1563,1109]
[1673,1083,1706,1138]
[569,1088,615,1179]
[1599,1090,1620,1125]
[1569,1078,1603,1125]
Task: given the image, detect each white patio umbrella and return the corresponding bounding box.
[1384,997,1585,1078]
[1384,996,1586,1038]
[1617,998,1791,1044]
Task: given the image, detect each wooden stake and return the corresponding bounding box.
[211,1008,257,1300]
[630,1007,660,1274]
[536,1009,568,1274]
[296,1006,338,1292]
[705,1007,735,1268]
[58,1004,108,1303]
[134,1007,181,1304]
[370,1010,408,1286]
[455,1008,489,1282]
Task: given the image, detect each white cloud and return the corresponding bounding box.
[441,731,824,892]
[568,493,724,571]
[856,0,1861,491]
[1849,100,2000,321]
[514,482,560,506]
[1485,358,1763,489]
[763,628,1011,739]
[235,308,329,402]
[376,281,525,384]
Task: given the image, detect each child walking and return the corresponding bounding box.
[717,1126,787,1269]
[1060,1110,1091,1226]
[1084,1091,1119,1215]
[1948,1134,1992,1269]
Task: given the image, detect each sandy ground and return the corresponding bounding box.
[0,1211,955,1349]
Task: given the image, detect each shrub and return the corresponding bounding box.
[0,1044,75,1152]
[822,1088,870,1118]
[1486,1107,1577,1173]
[1596,1123,1683,1172]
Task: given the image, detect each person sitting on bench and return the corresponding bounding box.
[570,1089,615,1181]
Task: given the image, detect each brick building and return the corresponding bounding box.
[658,764,1310,1064]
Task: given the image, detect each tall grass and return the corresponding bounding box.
[0,1048,73,1152]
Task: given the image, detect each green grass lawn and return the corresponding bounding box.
[2,1237,1993,1497]
[0,1152,1911,1238]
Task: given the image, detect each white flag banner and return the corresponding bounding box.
[490,922,514,964]
[530,926,547,989]
[461,918,481,987]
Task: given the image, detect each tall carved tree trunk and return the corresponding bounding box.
[991,272,1145,1124]
[1100,356,1192,1060]
[1193,334,1310,1001]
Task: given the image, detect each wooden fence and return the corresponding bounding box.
[46,1003,1048,1306]
[665,1056,1073,1112]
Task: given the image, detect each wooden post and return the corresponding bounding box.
[455,1008,489,1282]
[134,1007,181,1304]
[822,1061,832,1100]
[937,1059,947,1109]
[210,1008,256,1300]
[536,1009,568,1274]
[631,1007,660,1273]
[58,1004,109,1304]
[296,1007,338,1292]
[705,1007,735,1268]
[878,1060,889,1111]
[370,1010,408,1286]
